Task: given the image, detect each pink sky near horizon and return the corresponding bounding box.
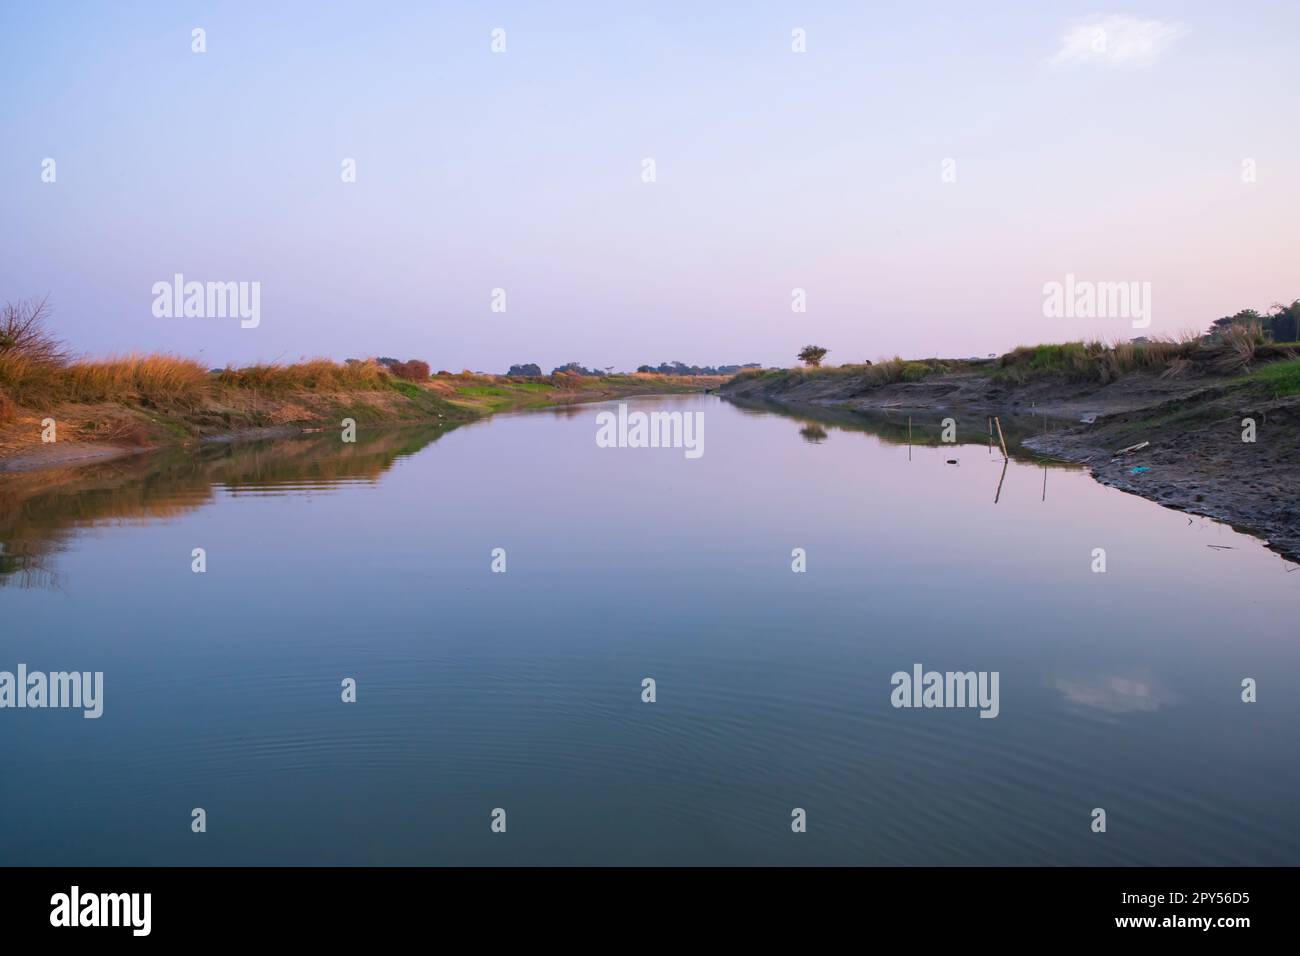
[2,2,1297,371]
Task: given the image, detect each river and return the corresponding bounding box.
[2,394,1297,865]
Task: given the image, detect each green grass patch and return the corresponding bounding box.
[387,379,424,399]
[1245,358,1300,396]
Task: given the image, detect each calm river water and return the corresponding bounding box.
[2,394,1297,865]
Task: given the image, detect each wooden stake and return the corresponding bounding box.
[994,416,1009,461]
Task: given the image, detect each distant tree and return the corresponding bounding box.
[1266,300,1300,343]
[1206,310,1263,340]
[1206,303,1300,344]
[506,363,542,376]
[798,345,828,368]
[551,362,602,376]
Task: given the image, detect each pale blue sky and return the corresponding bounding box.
[2,2,1297,370]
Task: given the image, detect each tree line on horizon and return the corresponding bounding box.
[504,361,763,377]
[1205,300,1299,344]
[794,299,1300,368]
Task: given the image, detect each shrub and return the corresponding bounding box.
[1204,323,1268,374]
[866,357,939,384]
[389,359,430,382]
[0,297,68,367]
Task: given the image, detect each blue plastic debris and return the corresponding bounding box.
[1129,466,1151,475]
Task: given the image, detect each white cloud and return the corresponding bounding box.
[1054,675,1177,715]
[1050,15,1187,67]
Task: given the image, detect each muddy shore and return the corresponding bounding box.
[721,367,1300,562]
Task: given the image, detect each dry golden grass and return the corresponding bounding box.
[0,351,72,407]
[217,358,392,391]
[63,355,209,406]
[1,352,411,411]
[0,351,208,408]
[445,369,496,385]
[1205,323,1269,374]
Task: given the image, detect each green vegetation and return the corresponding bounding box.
[993,336,1208,384]
[1208,300,1300,343]
[386,378,425,399]
[864,357,949,384]
[739,326,1295,393]
[798,345,828,368]
[1245,358,1300,397]
[749,357,964,390]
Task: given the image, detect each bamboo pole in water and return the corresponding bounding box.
[994,416,1009,461]
[987,417,993,454]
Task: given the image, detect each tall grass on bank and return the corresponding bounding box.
[0,352,211,409]
[747,357,959,388]
[990,329,1275,384]
[1205,323,1270,375]
[64,355,209,406]
[862,357,950,385]
[0,351,66,407]
[996,334,1204,384]
[217,359,393,391]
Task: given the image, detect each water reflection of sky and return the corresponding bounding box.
[2,396,1297,866]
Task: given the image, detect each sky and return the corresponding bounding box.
[2,1,1297,372]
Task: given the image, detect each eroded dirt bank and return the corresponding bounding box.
[721,367,1300,562]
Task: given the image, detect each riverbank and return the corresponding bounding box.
[0,370,723,473]
[720,352,1300,561]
